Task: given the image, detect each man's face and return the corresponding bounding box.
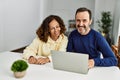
[75,11,92,35]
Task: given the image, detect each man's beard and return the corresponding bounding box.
[77,25,87,35]
[77,25,87,31]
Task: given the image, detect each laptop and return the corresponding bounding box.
[51,50,89,74]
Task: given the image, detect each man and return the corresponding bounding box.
[67,7,118,68]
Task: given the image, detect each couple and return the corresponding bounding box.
[23,7,118,68]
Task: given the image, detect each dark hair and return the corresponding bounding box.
[75,7,92,20]
[36,15,66,43]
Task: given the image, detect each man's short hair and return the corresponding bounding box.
[75,7,92,20]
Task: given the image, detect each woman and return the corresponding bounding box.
[23,15,68,65]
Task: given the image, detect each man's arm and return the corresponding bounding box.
[94,35,118,66]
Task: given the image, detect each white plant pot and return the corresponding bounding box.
[14,70,26,78]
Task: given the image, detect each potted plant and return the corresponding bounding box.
[97,11,112,46]
[11,59,29,78]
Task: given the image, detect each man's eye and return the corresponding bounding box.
[83,20,87,22]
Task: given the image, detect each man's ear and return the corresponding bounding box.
[89,19,92,25]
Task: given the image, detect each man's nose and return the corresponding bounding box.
[79,21,84,26]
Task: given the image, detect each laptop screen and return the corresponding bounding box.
[51,50,89,74]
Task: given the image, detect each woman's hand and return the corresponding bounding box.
[36,57,50,64]
[28,56,37,64]
[28,56,50,64]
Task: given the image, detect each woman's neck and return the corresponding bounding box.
[50,36,59,41]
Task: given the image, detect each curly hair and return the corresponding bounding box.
[36,15,66,43]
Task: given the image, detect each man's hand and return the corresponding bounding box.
[88,59,94,68]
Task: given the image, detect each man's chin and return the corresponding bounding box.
[78,30,85,35]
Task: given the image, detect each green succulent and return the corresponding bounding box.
[11,60,29,72]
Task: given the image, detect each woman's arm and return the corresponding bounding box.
[22,37,41,60]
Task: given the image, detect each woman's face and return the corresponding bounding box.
[49,19,61,40]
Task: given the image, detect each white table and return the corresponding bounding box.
[0,51,120,80]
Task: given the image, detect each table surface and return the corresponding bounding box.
[0,51,120,80]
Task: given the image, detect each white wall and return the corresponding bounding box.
[0,1,4,51]
[113,0,120,45]
[94,0,116,31]
[0,0,41,52]
[39,0,48,24]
